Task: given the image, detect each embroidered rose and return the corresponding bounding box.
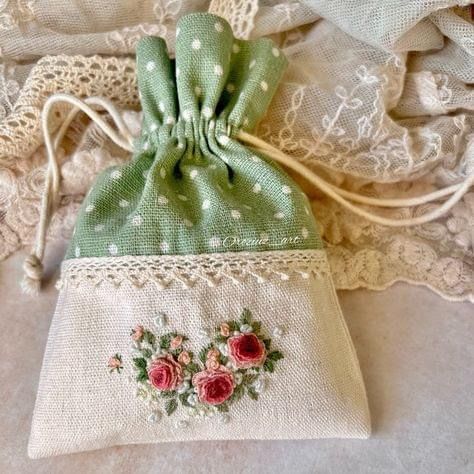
[178,350,191,365]
[108,354,123,373]
[131,325,144,341]
[148,355,183,391]
[228,333,266,368]
[170,335,183,350]
[207,348,220,360]
[220,323,230,337]
[205,358,220,370]
[192,368,234,405]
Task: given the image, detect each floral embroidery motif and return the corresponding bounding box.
[109,309,284,419]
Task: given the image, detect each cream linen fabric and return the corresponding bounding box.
[28,252,370,458]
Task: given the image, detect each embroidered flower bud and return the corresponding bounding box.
[220,323,230,337]
[207,348,220,360]
[205,358,220,370]
[131,325,144,341]
[108,355,122,371]
[178,350,191,365]
[170,335,183,350]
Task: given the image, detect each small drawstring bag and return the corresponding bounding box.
[28,13,371,458]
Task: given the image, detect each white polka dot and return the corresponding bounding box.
[214,22,224,33]
[85,204,94,213]
[249,59,256,69]
[94,224,104,232]
[165,116,175,125]
[202,106,213,118]
[111,170,122,180]
[251,155,261,163]
[208,120,216,130]
[146,61,155,72]
[218,135,230,145]
[302,227,309,239]
[176,27,180,36]
[194,86,202,97]
[142,141,149,151]
[158,101,165,112]
[190,169,198,180]
[75,246,81,257]
[209,164,217,170]
[176,67,180,77]
[192,38,201,50]
[226,83,235,93]
[159,241,169,252]
[209,236,221,248]
[231,210,241,220]
[178,194,188,201]
[119,199,129,208]
[157,195,168,205]
[274,212,285,220]
[282,185,292,195]
[182,110,192,122]
[260,81,268,91]
[160,168,166,178]
[177,141,185,149]
[214,64,223,76]
[202,199,210,210]
[272,47,280,57]
[183,219,193,228]
[108,244,118,255]
[252,183,261,193]
[232,43,240,53]
[149,122,158,132]
[132,215,142,226]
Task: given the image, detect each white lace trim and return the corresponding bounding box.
[57,249,331,289]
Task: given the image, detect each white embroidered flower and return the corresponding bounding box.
[253,377,266,394]
[240,324,252,333]
[175,419,189,429]
[218,343,229,357]
[272,326,285,338]
[187,393,198,406]
[147,411,161,423]
[153,312,167,328]
[197,327,210,341]
[177,381,190,394]
[234,372,243,385]
[218,413,230,424]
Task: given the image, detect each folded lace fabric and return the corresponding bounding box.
[28,13,370,458]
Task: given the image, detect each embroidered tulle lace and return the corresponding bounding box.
[0,1,472,302]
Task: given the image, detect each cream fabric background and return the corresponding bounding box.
[29,253,370,458]
[1,247,473,472]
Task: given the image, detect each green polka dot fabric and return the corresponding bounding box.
[66,13,323,260]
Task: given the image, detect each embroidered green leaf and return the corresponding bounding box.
[214,335,227,344]
[187,351,194,361]
[136,368,148,383]
[160,390,177,399]
[160,334,171,349]
[230,383,244,403]
[165,399,178,416]
[240,308,252,325]
[247,386,259,401]
[228,320,239,332]
[143,330,156,346]
[267,350,284,362]
[263,359,275,373]
[251,321,262,333]
[262,338,272,350]
[141,348,153,359]
[216,402,229,412]
[179,393,193,407]
[243,373,258,385]
[133,357,147,369]
[186,362,200,374]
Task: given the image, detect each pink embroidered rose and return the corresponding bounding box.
[170,335,183,350]
[220,323,230,337]
[131,325,144,341]
[192,368,234,405]
[148,355,183,391]
[108,355,122,370]
[228,333,266,369]
[178,351,191,365]
[207,348,220,360]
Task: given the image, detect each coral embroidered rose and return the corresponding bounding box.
[131,325,144,341]
[227,333,266,368]
[220,323,230,337]
[148,355,183,391]
[192,368,234,405]
[170,335,183,350]
[177,350,191,365]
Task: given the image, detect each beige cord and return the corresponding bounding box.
[22,93,474,294]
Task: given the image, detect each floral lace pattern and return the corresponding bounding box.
[112,309,284,423]
[0,2,473,302]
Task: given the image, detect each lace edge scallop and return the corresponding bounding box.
[57,249,331,290]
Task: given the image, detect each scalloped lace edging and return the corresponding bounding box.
[57,249,331,290]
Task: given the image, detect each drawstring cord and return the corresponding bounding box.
[22,93,474,294]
